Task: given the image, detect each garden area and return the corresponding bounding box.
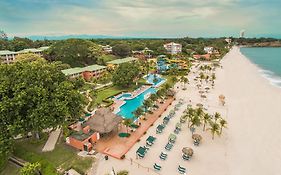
[1,136,93,175]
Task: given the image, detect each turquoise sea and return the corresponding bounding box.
[240,47,281,88]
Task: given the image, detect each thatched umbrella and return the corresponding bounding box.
[192,134,202,142]
[182,147,194,157]
[219,95,225,100]
[83,108,123,134]
[196,103,203,108]
[201,95,207,98]
[219,94,226,105]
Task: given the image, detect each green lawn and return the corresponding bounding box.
[12,137,93,175]
[0,162,20,175]
[91,82,145,106]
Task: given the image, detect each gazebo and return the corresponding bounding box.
[83,108,123,134]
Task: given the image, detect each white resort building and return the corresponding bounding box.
[163,42,182,55]
[101,45,113,53]
[0,46,50,64]
[204,47,214,54]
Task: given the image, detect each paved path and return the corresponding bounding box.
[42,128,61,152]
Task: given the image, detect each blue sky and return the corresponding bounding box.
[1,0,281,38]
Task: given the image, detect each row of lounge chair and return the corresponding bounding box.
[136,136,157,159]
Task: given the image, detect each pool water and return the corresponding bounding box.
[116,93,132,100]
[117,87,156,119]
[145,74,165,86]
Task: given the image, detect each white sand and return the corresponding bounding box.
[94,47,281,175]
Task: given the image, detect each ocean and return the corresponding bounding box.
[240,47,281,88]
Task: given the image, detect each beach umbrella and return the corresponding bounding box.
[196,103,203,108]
[118,132,130,138]
[199,90,204,94]
[205,87,210,90]
[201,95,207,98]
[192,134,202,142]
[130,124,139,129]
[176,123,182,129]
[182,147,194,157]
[219,94,225,100]
[169,133,177,142]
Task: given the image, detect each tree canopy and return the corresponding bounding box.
[112,43,131,57]
[112,62,140,88]
[45,39,102,67]
[0,59,84,167]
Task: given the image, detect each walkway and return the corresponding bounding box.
[95,97,175,159]
[42,128,61,152]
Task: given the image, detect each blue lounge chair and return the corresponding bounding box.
[159,152,168,160]
[153,163,162,171]
[178,165,186,174]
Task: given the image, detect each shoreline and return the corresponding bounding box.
[239,47,281,89]
[217,46,281,175]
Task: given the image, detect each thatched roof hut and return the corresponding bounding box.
[83,108,122,134]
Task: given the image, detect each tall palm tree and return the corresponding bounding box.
[143,99,153,112]
[195,107,204,119]
[214,112,221,122]
[190,115,201,129]
[149,93,158,102]
[123,119,133,134]
[219,118,227,134]
[208,121,220,140]
[133,107,143,119]
[185,108,194,127]
[202,113,211,131]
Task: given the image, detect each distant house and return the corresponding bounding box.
[61,64,107,81]
[101,45,113,54]
[132,47,153,59]
[193,54,211,60]
[67,108,122,152]
[163,42,182,55]
[204,47,214,54]
[0,46,49,64]
[106,57,138,69]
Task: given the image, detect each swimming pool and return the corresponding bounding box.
[116,93,132,100]
[117,87,156,119]
[144,74,165,87]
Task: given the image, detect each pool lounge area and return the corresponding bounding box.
[113,74,166,119]
[117,87,156,119]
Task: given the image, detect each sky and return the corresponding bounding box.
[1,0,281,38]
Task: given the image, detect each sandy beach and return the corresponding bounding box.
[94,46,281,175]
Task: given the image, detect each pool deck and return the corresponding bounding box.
[112,85,151,114]
[95,97,175,159]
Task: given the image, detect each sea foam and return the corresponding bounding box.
[258,69,281,88]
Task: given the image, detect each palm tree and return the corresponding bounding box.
[211,73,216,81]
[214,112,221,122]
[195,107,204,119]
[219,118,227,134]
[133,107,143,119]
[143,99,153,112]
[202,113,211,131]
[185,108,194,127]
[208,121,220,140]
[123,119,133,134]
[149,93,158,102]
